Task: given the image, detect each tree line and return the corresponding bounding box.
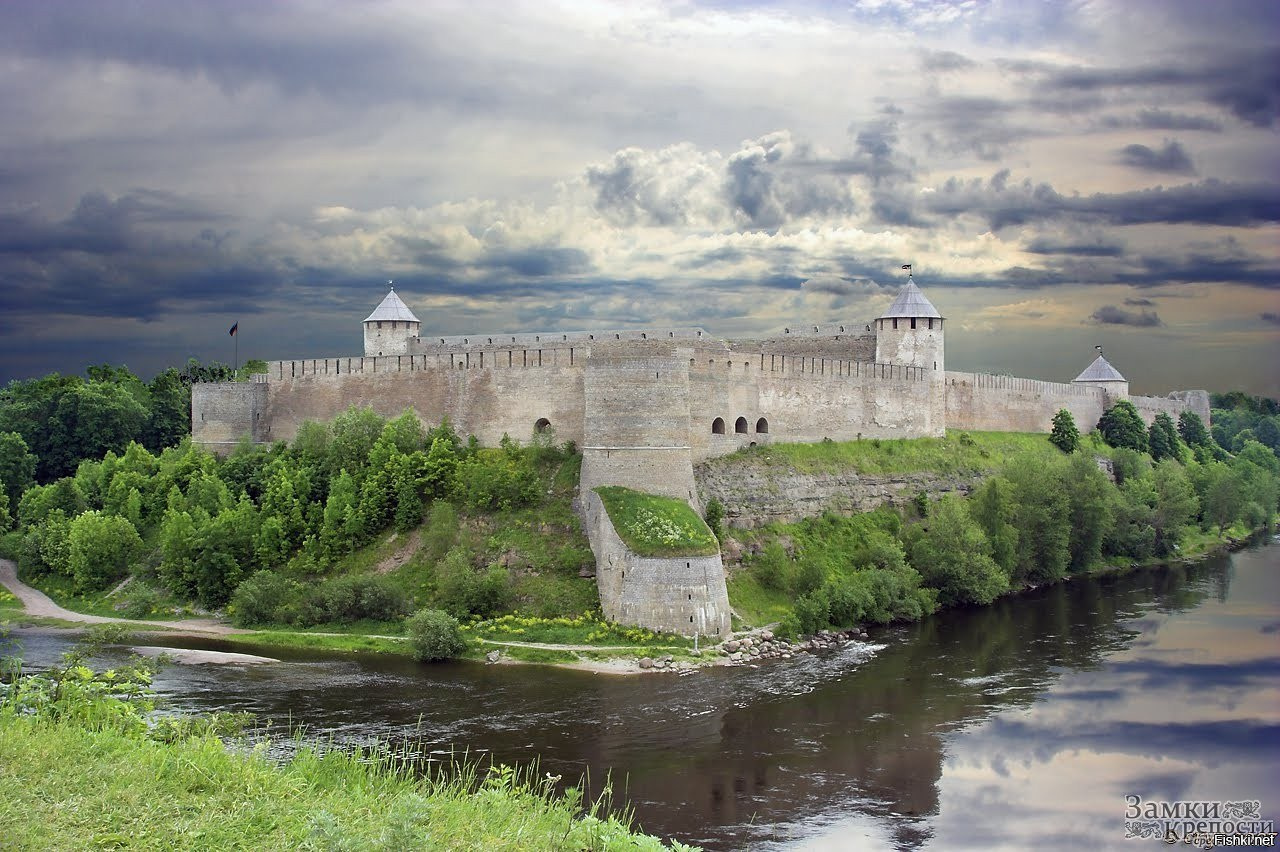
[755,401,1279,636]
[3,402,561,627]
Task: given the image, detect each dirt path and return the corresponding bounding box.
[0,559,246,636]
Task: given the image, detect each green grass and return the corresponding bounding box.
[216,630,412,657]
[0,714,692,851]
[720,430,1057,475]
[724,572,793,629]
[594,487,719,557]
[465,612,693,649]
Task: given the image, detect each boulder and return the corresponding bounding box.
[485,650,501,663]
[638,657,654,669]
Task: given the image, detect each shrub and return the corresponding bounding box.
[229,570,302,627]
[406,608,465,661]
[300,574,410,625]
[1049,409,1080,454]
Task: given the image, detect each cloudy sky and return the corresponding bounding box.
[1,0,1277,395]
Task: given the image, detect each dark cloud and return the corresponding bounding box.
[920,50,975,72]
[1025,236,1125,257]
[1118,140,1196,174]
[1261,312,1280,325]
[1028,48,1280,127]
[1091,305,1163,327]
[1124,297,1156,306]
[923,177,1280,230]
[1135,109,1223,132]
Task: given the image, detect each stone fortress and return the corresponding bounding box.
[192,277,1211,638]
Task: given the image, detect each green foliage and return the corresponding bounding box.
[66,511,143,592]
[435,546,511,619]
[1177,410,1212,449]
[1148,412,1182,462]
[909,496,1007,606]
[593,486,719,557]
[727,430,1055,476]
[405,608,465,661]
[1063,454,1114,572]
[1049,409,1080,454]
[703,498,725,540]
[1097,400,1148,453]
[454,448,540,512]
[1004,456,1070,583]
[0,432,37,511]
[1150,459,1198,555]
[300,574,410,625]
[968,477,1018,575]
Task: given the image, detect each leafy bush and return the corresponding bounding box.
[229,570,303,627]
[406,608,465,661]
[300,574,410,625]
[435,546,511,619]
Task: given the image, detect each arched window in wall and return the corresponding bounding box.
[712,417,726,435]
[756,417,769,434]
[534,418,551,433]
[734,416,749,434]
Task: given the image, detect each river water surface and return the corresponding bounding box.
[14,540,1279,850]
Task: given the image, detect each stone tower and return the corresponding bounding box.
[363,288,420,356]
[1072,352,1129,405]
[875,276,944,372]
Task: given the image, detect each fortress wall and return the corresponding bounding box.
[410,327,710,352]
[687,354,939,461]
[945,371,1107,434]
[1131,390,1212,426]
[580,346,699,504]
[584,491,731,638]
[727,331,876,361]
[256,356,585,447]
[191,381,269,453]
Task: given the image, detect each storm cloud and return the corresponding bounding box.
[0,0,1275,395]
[1090,305,1163,327]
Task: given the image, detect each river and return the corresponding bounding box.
[11,539,1279,850]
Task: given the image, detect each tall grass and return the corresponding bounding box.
[0,650,697,851]
[594,487,718,557]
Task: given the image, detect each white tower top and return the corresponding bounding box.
[879,279,943,319]
[1073,355,1127,383]
[363,288,420,324]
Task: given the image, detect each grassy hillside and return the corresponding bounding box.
[594,487,719,557]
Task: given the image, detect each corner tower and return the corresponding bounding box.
[1072,351,1129,404]
[875,275,944,372]
[363,287,420,356]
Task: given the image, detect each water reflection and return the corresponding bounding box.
[9,543,1278,850]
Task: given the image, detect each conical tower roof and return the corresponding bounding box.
[363,288,420,323]
[879,278,942,319]
[1073,354,1126,383]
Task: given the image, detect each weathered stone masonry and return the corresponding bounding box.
[192,280,1209,635]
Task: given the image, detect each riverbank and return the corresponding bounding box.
[0,707,690,850]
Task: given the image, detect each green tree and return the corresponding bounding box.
[143,368,191,452]
[44,380,149,479]
[420,436,460,497]
[67,510,143,592]
[704,498,725,540]
[17,478,88,528]
[1097,400,1148,453]
[1005,456,1071,583]
[1177,410,1211,449]
[1150,459,1198,556]
[1049,409,1080,454]
[158,508,200,597]
[0,431,37,511]
[1148,412,1181,462]
[1203,467,1245,536]
[969,476,1018,576]
[1062,454,1114,572]
[0,482,9,531]
[327,406,386,482]
[406,608,465,661]
[394,465,424,533]
[910,496,1008,606]
[318,469,359,560]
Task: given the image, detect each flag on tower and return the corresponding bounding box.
[901,264,912,271]
[229,322,238,337]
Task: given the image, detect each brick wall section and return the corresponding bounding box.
[584,490,731,638]
[191,382,270,454]
[944,371,1109,434]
